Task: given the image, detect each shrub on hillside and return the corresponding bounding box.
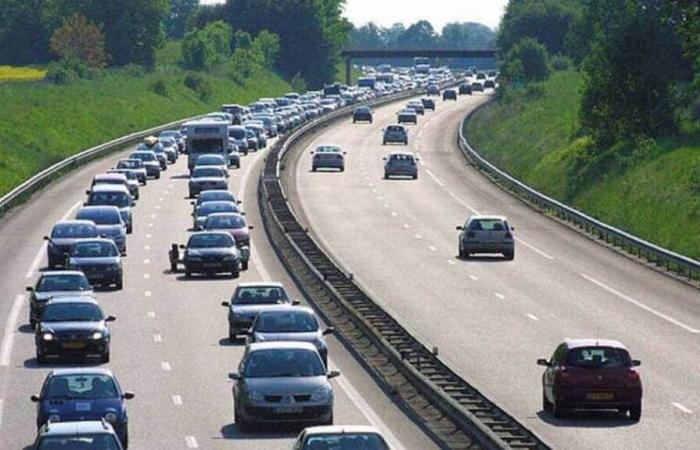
[49,14,110,68]
[183,72,212,101]
[45,62,78,85]
[123,64,146,77]
[502,37,551,83]
[149,78,169,96]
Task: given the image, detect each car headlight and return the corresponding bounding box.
[104,412,118,424]
[42,333,53,341]
[310,385,331,402]
[91,331,103,340]
[246,389,264,402]
[47,414,61,423]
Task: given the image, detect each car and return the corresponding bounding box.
[230,342,340,431]
[245,128,260,151]
[294,425,390,450]
[33,420,124,450]
[471,81,484,92]
[159,129,185,152]
[191,190,240,215]
[194,153,228,172]
[203,213,252,265]
[456,215,514,260]
[228,146,242,169]
[407,100,425,115]
[382,124,408,145]
[85,184,134,234]
[192,200,240,230]
[537,339,642,420]
[383,151,419,179]
[35,297,115,363]
[244,123,268,148]
[75,206,127,254]
[159,137,179,163]
[105,170,140,200]
[352,106,373,123]
[67,238,123,289]
[91,173,137,201]
[188,166,229,198]
[115,159,147,185]
[476,72,487,80]
[420,97,436,111]
[484,79,496,89]
[221,282,297,341]
[26,271,94,329]
[228,125,250,156]
[397,109,418,124]
[31,369,134,447]
[181,231,243,278]
[427,84,440,96]
[311,145,346,172]
[129,151,161,179]
[249,306,334,367]
[45,220,99,269]
[459,83,473,95]
[442,89,458,101]
[138,137,167,170]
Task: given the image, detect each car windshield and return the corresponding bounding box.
[45,374,118,400]
[130,152,155,162]
[76,209,121,225]
[37,275,90,292]
[243,349,325,378]
[199,203,236,216]
[188,233,233,248]
[198,192,235,204]
[197,156,224,166]
[302,433,390,450]
[389,154,415,164]
[71,242,118,258]
[42,303,103,322]
[255,311,318,333]
[469,219,506,231]
[193,167,225,178]
[566,347,632,369]
[233,286,289,305]
[117,160,143,169]
[51,223,97,239]
[37,434,122,450]
[89,192,130,208]
[205,214,245,229]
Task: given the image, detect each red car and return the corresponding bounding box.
[537,339,642,420]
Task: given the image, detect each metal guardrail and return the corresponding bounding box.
[459,103,700,283]
[259,87,551,449]
[0,114,204,218]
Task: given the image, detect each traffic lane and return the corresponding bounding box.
[291,94,700,449]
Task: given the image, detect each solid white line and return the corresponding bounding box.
[527,313,539,321]
[161,362,171,371]
[172,395,182,406]
[672,402,693,414]
[153,334,162,342]
[581,274,700,333]
[447,191,479,214]
[144,290,152,298]
[516,238,555,260]
[185,435,198,448]
[425,169,445,187]
[0,398,3,430]
[0,295,24,366]
[469,275,479,281]
[428,246,437,252]
[494,293,505,300]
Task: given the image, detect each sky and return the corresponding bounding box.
[199,0,508,31]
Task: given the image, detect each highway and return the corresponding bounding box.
[287,91,700,450]
[0,134,438,449]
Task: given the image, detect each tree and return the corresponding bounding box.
[166,0,199,39]
[182,20,233,69]
[50,14,109,68]
[501,37,550,82]
[0,0,52,64]
[440,22,496,49]
[251,30,280,67]
[399,20,437,49]
[350,23,385,50]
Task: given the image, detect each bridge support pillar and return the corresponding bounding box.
[345,57,352,86]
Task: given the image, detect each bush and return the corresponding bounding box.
[122,64,146,77]
[502,37,550,82]
[183,73,212,101]
[550,54,571,71]
[149,78,169,96]
[45,62,78,85]
[290,73,307,93]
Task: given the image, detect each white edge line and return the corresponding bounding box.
[581,274,700,333]
[425,169,445,187]
[671,402,693,414]
[0,295,25,366]
[515,238,555,260]
[447,191,479,214]
[185,435,198,448]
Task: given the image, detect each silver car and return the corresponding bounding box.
[457,215,515,260]
[311,145,346,172]
[383,151,419,179]
[191,190,240,215]
[230,342,339,432]
[188,166,229,198]
[249,306,334,367]
[192,200,240,230]
[85,184,134,234]
[294,425,390,450]
[382,124,408,145]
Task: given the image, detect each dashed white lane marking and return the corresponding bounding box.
[672,402,693,414]
[428,246,437,252]
[161,362,171,371]
[403,224,410,229]
[153,334,162,342]
[146,233,152,239]
[469,275,479,281]
[148,223,154,228]
[447,260,456,265]
[376,196,384,200]
[494,293,505,300]
[414,234,422,240]
[144,274,151,280]
[391,212,398,217]
[144,245,151,251]
[172,395,183,406]
[155,205,161,210]
[143,259,150,265]
[185,436,198,448]
[158,197,164,202]
[368,182,374,187]
[144,290,152,298]
[0,295,24,366]
[447,191,480,214]
[581,274,700,333]
[147,311,156,318]
[527,314,539,321]
[383,204,389,209]
[150,214,157,219]
[516,238,555,260]
[425,169,445,187]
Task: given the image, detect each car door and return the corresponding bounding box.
[544,344,566,402]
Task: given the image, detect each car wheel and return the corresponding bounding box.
[504,251,515,261]
[155,173,160,180]
[312,167,317,172]
[542,392,553,412]
[384,173,389,179]
[127,225,132,235]
[236,406,253,433]
[30,318,36,329]
[232,269,240,279]
[116,278,123,290]
[404,139,408,145]
[122,425,129,449]
[323,412,334,426]
[458,245,466,259]
[552,400,568,419]
[382,140,386,145]
[340,167,345,172]
[36,350,46,364]
[101,350,110,364]
[241,260,249,271]
[413,174,418,180]
[185,270,192,279]
[189,191,195,199]
[629,403,642,421]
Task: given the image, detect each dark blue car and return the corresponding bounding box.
[31,368,134,448]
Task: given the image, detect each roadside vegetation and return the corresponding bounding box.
[467,0,700,260]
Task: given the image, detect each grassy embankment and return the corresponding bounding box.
[466,70,700,260]
[0,42,291,197]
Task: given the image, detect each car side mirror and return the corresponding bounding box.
[26,286,34,292]
[310,151,314,155]
[248,225,254,230]
[30,395,40,403]
[228,372,240,381]
[537,359,550,367]
[190,201,195,206]
[179,244,186,249]
[85,190,91,195]
[456,226,463,230]
[123,392,135,400]
[322,327,335,336]
[327,370,341,379]
[511,227,515,231]
[631,360,641,367]
[43,236,50,241]
[291,300,301,306]
[221,301,230,307]
[343,151,347,155]
[382,157,387,161]
[237,200,242,204]
[105,316,116,322]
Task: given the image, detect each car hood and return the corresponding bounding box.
[245,375,328,394]
[35,291,94,302]
[253,331,321,345]
[40,321,106,334]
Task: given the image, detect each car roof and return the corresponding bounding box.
[94,173,126,181]
[237,281,285,288]
[303,425,381,435]
[565,338,627,350]
[249,341,318,352]
[90,184,130,193]
[199,200,236,208]
[40,420,115,436]
[51,367,114,377]
[45,296,100,306]
[53,219,96,227]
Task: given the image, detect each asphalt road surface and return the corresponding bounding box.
[288,91,700,450]
[0,134,438,449]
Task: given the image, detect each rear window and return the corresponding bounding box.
[469,219,506,231]
[301,434,389,450]
[52,223,97,238]
[389,154,415,163]
[233,286,289,305]
[117,159,143,169]
[76,208,121,225]
[89,192,130,208]
[205,214,245,229]
[192,167,225,178]
[188,233,233,248]
[131,152,155,162]
[199,202,237,215]
[566,346,632,369]
[387,126,404,132]
[37,434,122,450]
[71,241,118,257]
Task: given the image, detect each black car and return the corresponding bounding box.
[420,97,436,111]
[352,106,373,123]
[68,239,123,289]
[35,297,115,363]
[26,271,95,329]
[182,232,243,278]
[484,79,496,89]
[45,220,99,269]
[442,89,458,101]
[459,83,473,95]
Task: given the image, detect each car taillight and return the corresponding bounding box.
[557,367,571,384]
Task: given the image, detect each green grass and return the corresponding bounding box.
[0,57,290,197]
[465,70,700,260]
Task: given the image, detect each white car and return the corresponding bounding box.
[293,425,390,450]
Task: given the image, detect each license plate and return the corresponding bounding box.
[62,342,86,349]
[76,402,92,412]
[586,392,614,401]
[274,406,303,414]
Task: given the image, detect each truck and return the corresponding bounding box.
[183,120,229,173]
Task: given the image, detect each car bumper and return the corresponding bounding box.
[185,260,238,273]
[557,388,642,409]
[313,161,344,169]
[386,168,417,176]
[239,402,332,424]
[37,339,109,359]
[463,241,514,254]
